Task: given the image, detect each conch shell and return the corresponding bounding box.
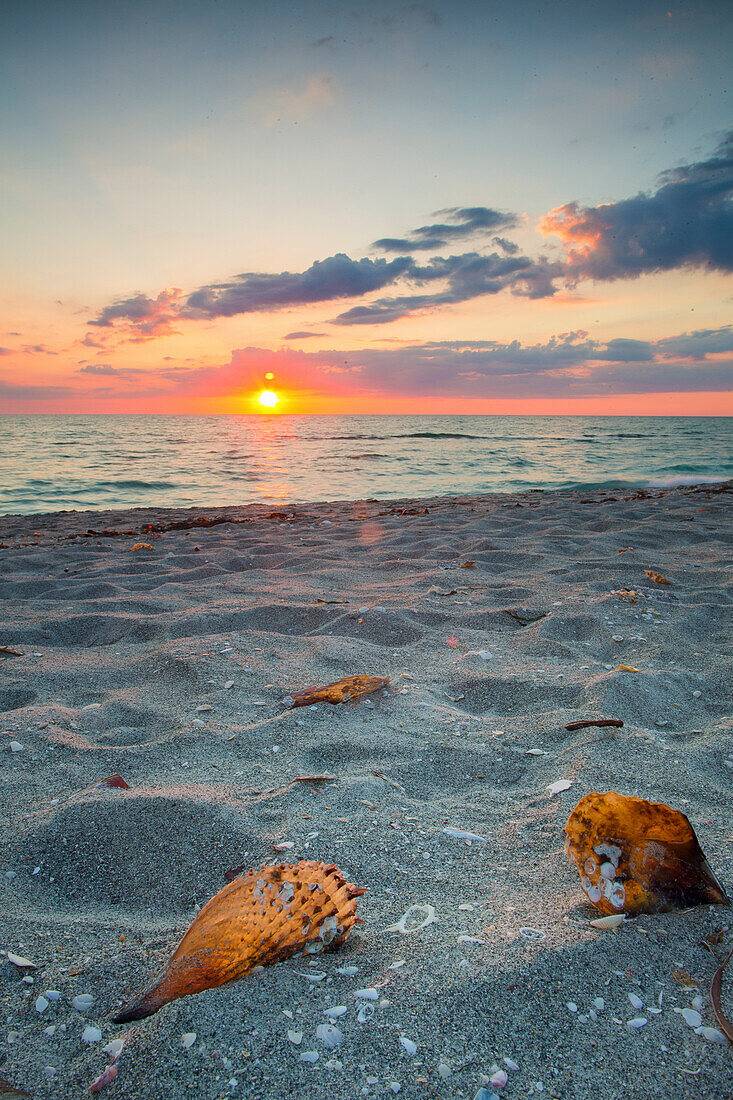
[112,861,365,1022]
[565,791,730,916]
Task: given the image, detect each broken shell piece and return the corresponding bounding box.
[565,791,730,916]
[6,952,37,969]
[383,904,437,935]
[112,861,365,1023]
[316,1023,343,1048]
[589,914,627,930]
[89,1064,118,1094]
[547,779,572,797]
[285,675,389,708]
[443,828,487,842]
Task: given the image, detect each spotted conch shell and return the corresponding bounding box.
[565,791,730,916]
[112,861,365,1022]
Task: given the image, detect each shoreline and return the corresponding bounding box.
[2,477,731,534]
[1,482,731,1098]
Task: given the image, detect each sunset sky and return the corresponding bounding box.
[1,0,731,415]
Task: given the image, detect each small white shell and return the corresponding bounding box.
[352,988,378,1000]
[181,1033,196,1050]
[546,779,572,797]
[82,1026,103,1043]
[399,1036,417,1056]
[287,1030,303,1045]
[694,1026,728,1045]
[589,914,627,930]
[680,1008,702,1028]
[323,1006,348,1018]
[384,904,437,935]
[7,952,38,968]
[299,1051,319,1063]
[628,993,644,1011]
[72,994,95,1012]
[316,1024,343,1049]
[442,827,487,842]
[103,1038,124,1060]
[627,1017,647,1029]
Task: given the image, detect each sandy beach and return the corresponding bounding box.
[1,482,732,1099]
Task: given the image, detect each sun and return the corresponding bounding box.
[256,389,280,410]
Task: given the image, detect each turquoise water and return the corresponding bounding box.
[0,414,731,515]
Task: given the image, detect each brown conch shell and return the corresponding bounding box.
[565,791,730,916]
[286,675,389,708]
[112,861,365,1022]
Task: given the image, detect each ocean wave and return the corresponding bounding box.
[645,474,730,488]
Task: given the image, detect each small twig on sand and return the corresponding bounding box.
[564,719,624,732]
[372,770,406,793]
[0,645,24,656]
[557,732,616,758]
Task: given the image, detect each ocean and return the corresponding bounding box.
[1,414,731,515]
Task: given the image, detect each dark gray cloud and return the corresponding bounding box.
[78,363,121,375]
[542,130,733,280]
[0,380,74,398]
[655,324,733,359]
[373,206,517,253]
[184,254,413,318]
[284,331,328,339]
[332,252,561,323]
[0,347,12,356]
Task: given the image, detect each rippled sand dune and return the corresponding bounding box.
[1,484,732,1098]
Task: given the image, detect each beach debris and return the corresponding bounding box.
[284,675,389,708]
[547,779,573,797]
[711,947,733,1045]
[102,1040,124,1061]
[460,561,476,568]
[399,1036,417,1056]
[96,775,129,790]
[611,588,643,603]
[490,1069,508,1090]
[181,1032,197,1049]
[372,770,406,793]
[618,665,639,672]
[519,927,547,941]
[287,1030,303,1045]
[0,1075,31,1098]
[82,1026,103,1043]
[427,585,456,596]
[6,952,38,969]
[130,542,153,552]
[695,1025,729,1045]
[446,635,460,648]
[565,791,730,915]
[72,994,95,1012]
[316,1023,343,1048]
[88,1065,117,1094]
[0,646,24,657]
[564,719,623,732]
[461,650,493,661]
[352,988,379,1000]
[644,569,670,585]
[589,914,627,930]
[111,861,365,1022]
[384,904,437,935]
[443,827,487,843]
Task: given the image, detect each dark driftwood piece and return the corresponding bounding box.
[564,719,624,731]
